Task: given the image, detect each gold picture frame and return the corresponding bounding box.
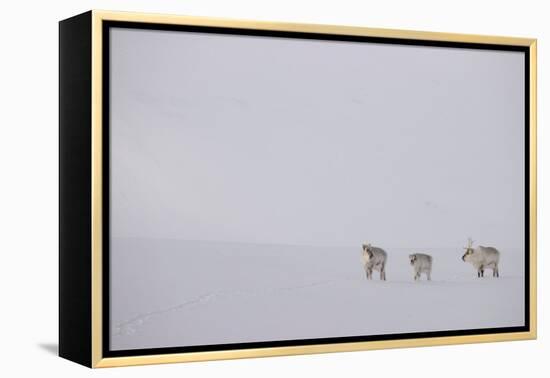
[59,10,537,368]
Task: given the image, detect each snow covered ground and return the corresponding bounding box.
[109,238,525,351]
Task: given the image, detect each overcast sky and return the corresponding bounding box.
[109,27,525,249]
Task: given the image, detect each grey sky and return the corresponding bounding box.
[109,27,525,249]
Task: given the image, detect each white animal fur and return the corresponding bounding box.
[409,253,432,281]
[362,243,387,280]
[462,238,500,278]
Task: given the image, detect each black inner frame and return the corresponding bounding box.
[102,20,531,358]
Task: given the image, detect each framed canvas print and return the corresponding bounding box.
[59,10,537,368]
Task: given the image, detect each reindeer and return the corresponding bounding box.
[461,238,500,278]
[362,243,387,280]
[409,253,433,281]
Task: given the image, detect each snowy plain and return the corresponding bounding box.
[107,25,526,353]
[110,238,524,351]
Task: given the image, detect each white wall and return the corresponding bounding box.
[0,0,546,376]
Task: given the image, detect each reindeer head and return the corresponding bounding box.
[409,254,417,265]
[362,243,374,260]
[462,237,475,262]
